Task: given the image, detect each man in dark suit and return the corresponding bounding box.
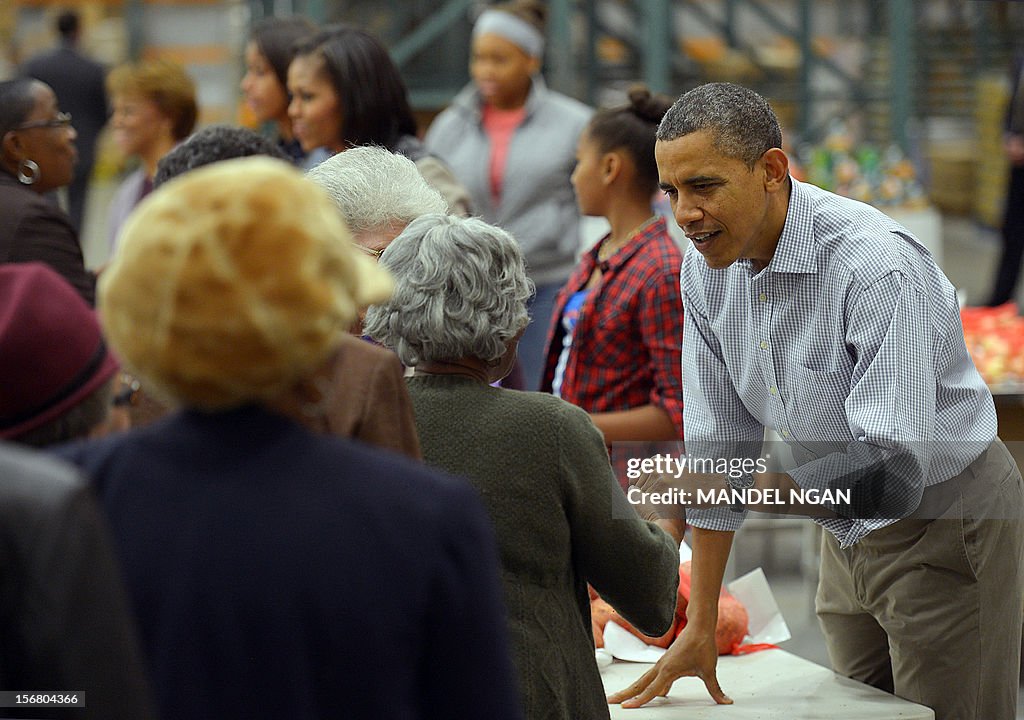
[22,10,108,233]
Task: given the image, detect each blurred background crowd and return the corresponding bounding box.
[1,1,1022,265]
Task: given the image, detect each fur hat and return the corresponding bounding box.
[99,156,392,410]
[0,263,119,439]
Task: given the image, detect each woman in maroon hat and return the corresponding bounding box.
[0,262,121,445]
[0,78,96,304]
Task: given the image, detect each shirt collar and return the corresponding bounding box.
[765,177,817,275]
[587,216,666,273]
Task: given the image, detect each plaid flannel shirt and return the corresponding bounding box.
[541,216,684,438]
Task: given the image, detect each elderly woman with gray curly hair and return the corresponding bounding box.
[364,212,682,720]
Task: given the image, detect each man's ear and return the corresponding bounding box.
[763,147,789,191]
[526,54,541,76]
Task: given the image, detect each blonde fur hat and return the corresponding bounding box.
[99,156,393,410]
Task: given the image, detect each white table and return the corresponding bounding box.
[602,649,934,719]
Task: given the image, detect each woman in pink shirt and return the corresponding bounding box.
[425,0,592,390]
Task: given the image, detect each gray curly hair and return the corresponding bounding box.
[363,214,535,366]
[305,145,448,236]
[657,82,782,169]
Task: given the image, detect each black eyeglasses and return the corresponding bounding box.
[14,112,73,131]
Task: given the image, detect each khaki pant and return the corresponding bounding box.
[816,439,1024,720]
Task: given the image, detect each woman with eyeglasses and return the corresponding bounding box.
[0,78,95,304]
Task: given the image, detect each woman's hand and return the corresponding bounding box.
[606,624,732,708]
[630,471,686,522]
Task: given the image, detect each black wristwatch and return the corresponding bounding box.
[728,472,755,513]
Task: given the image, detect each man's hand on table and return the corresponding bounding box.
[606,624,732,708]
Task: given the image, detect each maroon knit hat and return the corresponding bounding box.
[0,262,119,439]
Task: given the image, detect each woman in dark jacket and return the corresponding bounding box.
[58,158,522,720]
[0,77,95,304]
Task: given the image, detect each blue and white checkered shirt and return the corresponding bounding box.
[681,178,998,547]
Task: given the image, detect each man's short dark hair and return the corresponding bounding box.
[657,82,783,169]
[56,10,80,39]
[153,125,290,187]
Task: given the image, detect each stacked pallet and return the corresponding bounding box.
[975,72,1011,228]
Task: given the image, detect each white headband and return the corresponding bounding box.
[473,9,544,58]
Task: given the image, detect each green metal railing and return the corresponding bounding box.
[381,0,896,144]
[391,0,472,66]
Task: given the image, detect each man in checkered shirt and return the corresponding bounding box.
[609,83,1024,720]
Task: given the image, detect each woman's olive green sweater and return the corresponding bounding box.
[407,374,679,720]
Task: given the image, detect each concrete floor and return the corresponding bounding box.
[940,214,1012,308]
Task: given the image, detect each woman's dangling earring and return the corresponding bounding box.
[17,159,40,185]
